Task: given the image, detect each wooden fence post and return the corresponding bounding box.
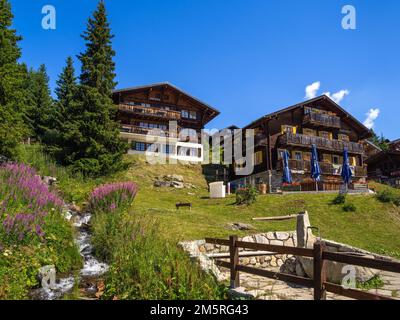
[229,235,240,289]
[313,241,327,300]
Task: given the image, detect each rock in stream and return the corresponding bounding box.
[30,208,109,300]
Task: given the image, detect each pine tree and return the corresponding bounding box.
[60,0,127,176]
[26,64,54,139]
[369,130,390,151]
[78,0,116,96]
[55,56,78,119]
[0,0,29,158]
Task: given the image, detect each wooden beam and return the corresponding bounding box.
[229,235,240,289]
[325,282,394,301]
[207,251,275,259]
[314,241,327,300]
[323,251,400,274]
[252,214,298,221]
[236,241,314,258]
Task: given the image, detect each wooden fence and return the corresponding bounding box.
[205,236,400,300]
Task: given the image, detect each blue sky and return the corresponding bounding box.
[10,0,400,139]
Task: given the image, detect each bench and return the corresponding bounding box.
[176,203,192,211]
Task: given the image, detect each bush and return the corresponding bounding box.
[235,187,258,205]
[91,210,226,300]
[393,196,400,207]
[88,182,138,213]
[0,162,81,299]
[343,203,357,212]
[332,194,346,205]
[376,189,394,203]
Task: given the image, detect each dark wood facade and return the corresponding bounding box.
[232,95,371,191]
[112,83,219,159]
[366,139,400,188]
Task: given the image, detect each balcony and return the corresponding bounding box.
[303,111,341,129]
[277,159,367,177]
[279,133,364,154]
[120,125,178,138]
[118,104,181,120]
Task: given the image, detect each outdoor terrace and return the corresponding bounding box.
[118,104,181,120]
[279,133,364,154]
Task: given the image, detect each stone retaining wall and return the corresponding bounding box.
[185,231,298,271]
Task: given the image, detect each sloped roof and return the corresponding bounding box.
[244,95,371,139]
[365,150,400,164]
[363,139,382,152]
[112,82,220,123]
[389,138,400,145]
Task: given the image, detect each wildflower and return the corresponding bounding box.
[88,182,138,213]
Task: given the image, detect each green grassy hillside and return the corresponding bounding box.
[20,145,400,258]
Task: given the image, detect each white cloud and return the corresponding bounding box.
[363,108,380,129]
[305,81,321,99]
[323,90,350,104]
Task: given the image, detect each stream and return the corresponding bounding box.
[30,207,109,300]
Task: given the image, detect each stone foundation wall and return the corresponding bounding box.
[191,231,298,270]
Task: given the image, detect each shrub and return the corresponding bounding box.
[332,194,346,205]
[0,163,65,244]
[393,196,400,207]
[376,189,394,203]
[91,210,226,300]
[88,182,138,213]
[235,187,258,205]
[343,203,357,212]
[0,162,81,299]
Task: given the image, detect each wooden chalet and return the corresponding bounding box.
[231,95,372,192]
[112,83,219,162]
[366,139,400,188]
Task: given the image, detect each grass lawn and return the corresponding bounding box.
[20,145,400,259]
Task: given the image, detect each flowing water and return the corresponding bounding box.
[30,207,109,300]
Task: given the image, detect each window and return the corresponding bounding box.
[135,142,146,152]
[281,125,296,134]
[189,111,197,120]
[303,128,316,136]
[255,151,263,165]
[181,110,189,118]
[323,154,332,163]
[294,151,302,161]
[332,155,340,165]
[338,134,349,142]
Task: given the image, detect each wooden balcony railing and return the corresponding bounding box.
[279,133,364,154]
[303,111,341,129]
[118,104,181,120]
[120,125,178,138]
[276,159,367,177]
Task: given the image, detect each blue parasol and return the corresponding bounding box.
[311,144,322,191]
[341,148,353,190]
[282,150,293,184]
